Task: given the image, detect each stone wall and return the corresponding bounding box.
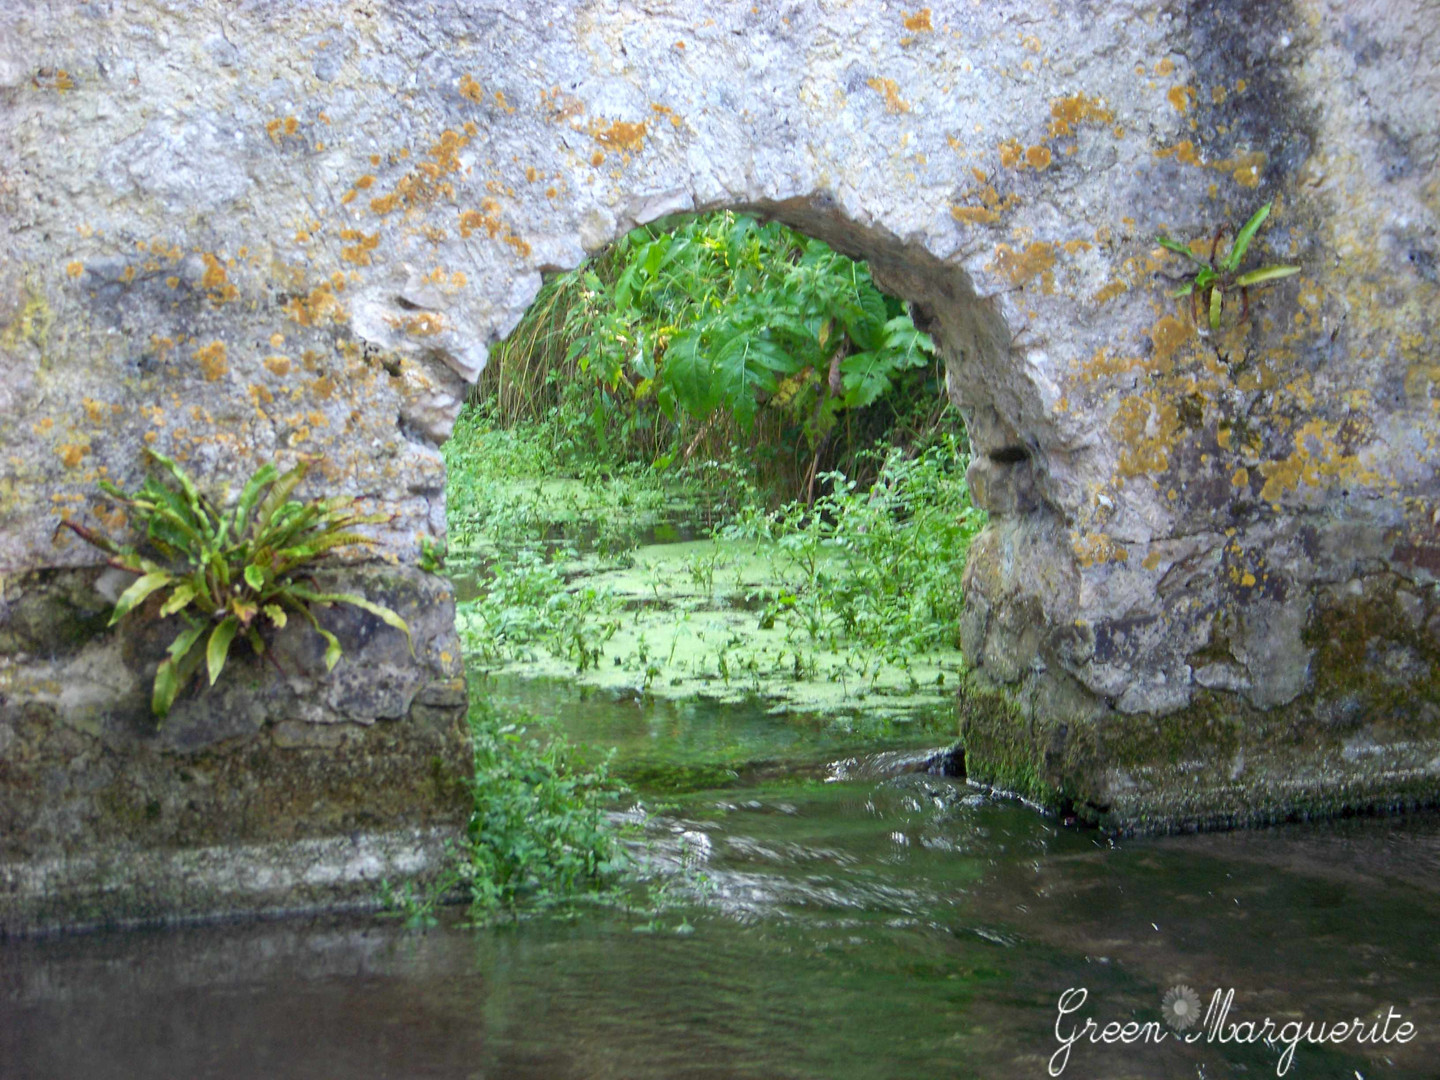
[1,0,1437,924]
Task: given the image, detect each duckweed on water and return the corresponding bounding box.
[445,420,985,723]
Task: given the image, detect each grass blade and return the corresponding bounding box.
[1223,201,1272,273]
[1235,264,1301,288]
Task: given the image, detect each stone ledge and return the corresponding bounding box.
[958,673,1440,835]
[0,563,471,931]
[0,826,458,937]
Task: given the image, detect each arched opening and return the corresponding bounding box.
[440,206,1000,735]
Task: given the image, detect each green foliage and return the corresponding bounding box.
[378,701,630,927]
[472,211,948,499]
[62,450,411,720]
[725,435,984,656]
[458,546,622,672]
[462,703,629,917]
[1157,201,1300,334]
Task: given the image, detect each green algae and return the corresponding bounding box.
[455,533,966,722]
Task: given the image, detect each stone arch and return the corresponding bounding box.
[2,0,1438,927]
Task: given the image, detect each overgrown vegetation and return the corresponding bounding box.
[473,210,954,502]
[425,211,987,924]
[63,451,411,719]
[383,699,630,928]
[723,435,982,658]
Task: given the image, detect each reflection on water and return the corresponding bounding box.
[4,757,1438,1079]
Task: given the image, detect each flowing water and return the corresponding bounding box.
[4,511,1438,1078]
[4,679,1439,1079]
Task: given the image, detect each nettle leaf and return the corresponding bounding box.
[881,316,934,365]
[839,351,893,409]
[842,288,889,352]
[660,330,717,419]
[244,563,266,590]
[110,571,175,625]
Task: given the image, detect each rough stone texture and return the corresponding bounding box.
[1,0,1438,916]
[0,563,470,930]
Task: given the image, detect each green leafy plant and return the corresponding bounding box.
[470,211,950,502]
[1157,201,1300,334]
[460,701,630,920]
[62,450,412,720]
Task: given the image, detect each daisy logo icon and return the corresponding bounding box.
[1162,985,1203,1031]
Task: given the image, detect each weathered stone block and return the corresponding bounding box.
[0,0,1436,924]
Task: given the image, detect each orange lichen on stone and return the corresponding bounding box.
[494,90,515,113]
[866,77,911,114]
[339,230,380,266]
[459,74,484,102]
[354,175,376,190]
[1155,57,1176,77]
[1076,348,1143,382]
[249,383,275,407]
[58,443,90,469]
[1148,315,1192,365]
[310,376,335,399]
[902,8,932,31]
[1112,394,1180,477]
[284,283,345,326]
[1155,142,1265,188]
[1166,85,1195,114]
[370,193,399,215]
[388,313,447,337]
[201,253,227,290]
[192,340,229,382]
[989,242,1056,287]
[1071,531,1129,567]
[1155,140,1203,166]
[591,119,647,152]
[458,206,502,238]
[266,115,302,144]
[1048,94,1114,138]
[1257,418,1378,506]
[1213,150,1266,188]
[1025,145,1052,169]
[952,206,1000,225]
[264,355,292,376]
[998,138,1024,168]
[590,150,606,167]
[66,261,83,279]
